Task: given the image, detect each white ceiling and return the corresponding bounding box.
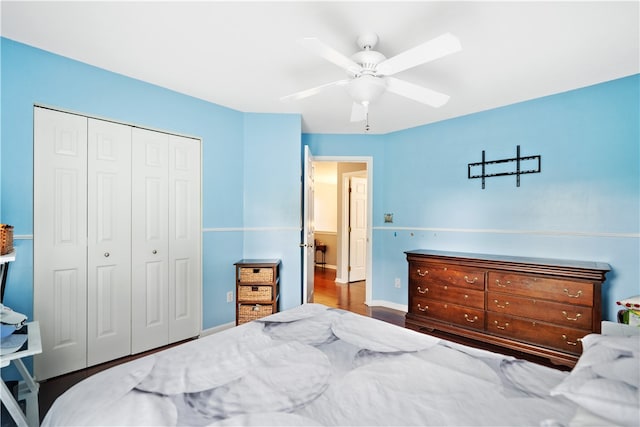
[2,1,638,134]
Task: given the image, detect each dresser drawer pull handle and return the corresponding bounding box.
[464,275,478,284]
[464,314,478,323]
[417,304,429,312]
[562,311,582,321]
[562,335,581,346]
[493,300,509,309]
[495,279,511,288]
[494,321,509,330]
[417,269,429,277]
[563,289,583,298]
[417,286,429,294]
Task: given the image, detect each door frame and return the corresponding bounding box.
[311,156,373,306]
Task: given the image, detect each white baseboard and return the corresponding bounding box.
[367,300,408,313]
[200,321,235,337]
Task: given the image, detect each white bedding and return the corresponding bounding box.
[43,303,581,426]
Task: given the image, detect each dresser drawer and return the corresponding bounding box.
[238,284,274,302]
[410,262,485,290]
[238,303,274,324]
[411,297,485,331]
[413,283,484,309]
[487,272,593,306]
[487,312,586,355]
[238,267,274,283]
[487,291,593,329]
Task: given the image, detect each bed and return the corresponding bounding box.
[42,303,639,426]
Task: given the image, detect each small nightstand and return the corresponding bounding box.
[235,259,281,325]
[315,244,327,269]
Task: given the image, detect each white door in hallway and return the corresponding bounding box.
[349,176,367,282]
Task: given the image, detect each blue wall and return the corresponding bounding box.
[1,35,638,343]
[0,38,303,338]
[243,113,302,311]
[306,74,640,320]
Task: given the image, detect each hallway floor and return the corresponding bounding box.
[312,266,405,327]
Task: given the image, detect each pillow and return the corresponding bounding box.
[550,334,639,426]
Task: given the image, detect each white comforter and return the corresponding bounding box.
[43,304,577,426]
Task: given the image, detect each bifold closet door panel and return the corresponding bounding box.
[87,118,132,366]
[34,107,88,380]
[131,127,170,354]
[168,135,202,342]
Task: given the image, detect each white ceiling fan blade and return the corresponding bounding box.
[350,102,368,122]
[386,77,450,108]
[376,33,462,76]
[280,79,350,102]
[298,37,363,75]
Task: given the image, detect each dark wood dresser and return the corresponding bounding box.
[405,250,610,367]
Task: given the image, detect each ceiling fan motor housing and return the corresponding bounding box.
[356,33,379,50]
[351,50,386,74]
[352,32,386,75]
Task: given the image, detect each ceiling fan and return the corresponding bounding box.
[281,32,462,130]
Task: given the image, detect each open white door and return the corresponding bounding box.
[348,176,367,282]
[302,146,315,303]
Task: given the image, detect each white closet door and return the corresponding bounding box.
[168,135,201,342]
[87,118,132,366]
[131,127,169,354]
[34,107,88,380]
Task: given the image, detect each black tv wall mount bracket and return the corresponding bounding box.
[468,145,541,189]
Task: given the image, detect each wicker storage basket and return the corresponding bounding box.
[238,304,273,324]
[239,267,273,283]
[0,224,14,255]
[237,285,273,301]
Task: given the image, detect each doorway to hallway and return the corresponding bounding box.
[313,267,404,327]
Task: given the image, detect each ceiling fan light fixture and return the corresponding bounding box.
[346,75,387,105]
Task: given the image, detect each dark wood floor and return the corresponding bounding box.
[27,267,404,423]
[312,267,405,326]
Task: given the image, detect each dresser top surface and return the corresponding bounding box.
[405,250,610,272]
[235,259,281,267]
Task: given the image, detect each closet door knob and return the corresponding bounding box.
[104,252,110,258]
[152,249,157,254]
